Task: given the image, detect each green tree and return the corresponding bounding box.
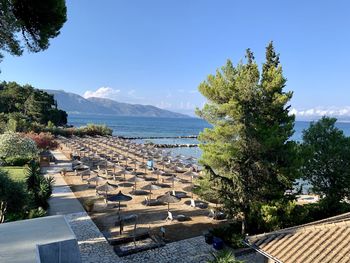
[208,250,243,263]
[0,81,68,127]
[0,170,27,223]
[301,117,350,209]
[25,161,54,209]
[0,0,67,64]
[196,42,297,233]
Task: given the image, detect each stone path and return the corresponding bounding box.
[44,149,258,263]
[45,151,122,263]
[123,236,213,263]
[66,212,121,263]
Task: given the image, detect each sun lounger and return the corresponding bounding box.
[166,211,173,221]
[176,215,191,222]
[190,199,196,208]
[208,209,215,218]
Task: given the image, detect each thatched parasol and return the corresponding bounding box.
[152,169,165,183]
[87,176,105,186]
[165,175,179,190]
[74,164,90,170]
[128,176,145,191]
[183,170,199,198]
[107,191,133,209]
[142,183,162,199]
[157,193,180,211]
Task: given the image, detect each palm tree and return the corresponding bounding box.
[208,250,243,263]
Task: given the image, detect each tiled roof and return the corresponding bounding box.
[245,212,350,263]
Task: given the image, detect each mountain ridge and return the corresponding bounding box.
[45,89,190,118]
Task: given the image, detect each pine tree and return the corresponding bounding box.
[196,42,297,233]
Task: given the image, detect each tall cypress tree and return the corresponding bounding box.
[196,42,297,233]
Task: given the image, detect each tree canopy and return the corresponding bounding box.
[196,42,298,233]
[0,81,67,128]
[0,0,67,63]
[301,117,350,207]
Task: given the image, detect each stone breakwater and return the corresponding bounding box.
[153,143,198,148]
[118,135,198,140]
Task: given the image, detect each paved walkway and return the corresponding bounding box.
[45,151,84,215]
[44,151,121,263]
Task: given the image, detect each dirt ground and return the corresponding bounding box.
[61,147,225,242]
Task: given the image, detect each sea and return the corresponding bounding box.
[68,114,350,159]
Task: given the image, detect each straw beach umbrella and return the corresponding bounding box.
[157,193,180,211]
[142,183,161,199]
[152,169,165,183]
[107,191,133,235]
[183,170,199,198]
[107,191,133,213]
[87,176,105,186]
[74,164,90,170]
[165,175,179,190]
[96,182,117,200]
[128,176,145,192]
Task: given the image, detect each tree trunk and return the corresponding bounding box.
[241,218,246,235]
[0,201,7,223]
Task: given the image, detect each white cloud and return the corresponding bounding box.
[127,89,135,95]
[290,106,350,119]
[83,87,120,99]
[156,101,172,109]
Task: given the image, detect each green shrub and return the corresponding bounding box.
[0,170,28,223]
[41,124,112,137]
[28,207,46,219]
[208,249,243,263]
[209,223,246,249]
[83,199,95,212]
[3,156,32,166]
[0,132,38,165]
[25,161,55,210]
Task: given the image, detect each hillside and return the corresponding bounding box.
[45,89,189,118]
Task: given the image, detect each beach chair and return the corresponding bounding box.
[208,209,215,218]
[147,160,154,170]
[144,196,150,206]
[190,199,196,208]
[166,211,174,221]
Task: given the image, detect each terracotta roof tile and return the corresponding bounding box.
[246,213,350,263]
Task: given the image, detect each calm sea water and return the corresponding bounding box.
[68,114,350,159]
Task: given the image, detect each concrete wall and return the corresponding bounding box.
[37,239,81,263]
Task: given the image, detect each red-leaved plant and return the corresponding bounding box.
[24,132,58,150]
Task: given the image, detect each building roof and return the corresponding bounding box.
[245,212,350,263]
[0,215,77,263]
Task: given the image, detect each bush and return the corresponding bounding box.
[24,132,58,150]
[3,156,32,166]
[245,200,350,234]
[210,223,246,249]
[83,199,95,212]
[26,161,55,209]
[77,124,112,136]
[208,250,243,263]
[41,124,113,137]
[0,132,38,165]
[28,207,46,219]
[0,170,28,223]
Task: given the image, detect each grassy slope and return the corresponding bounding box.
[1,166,26,182]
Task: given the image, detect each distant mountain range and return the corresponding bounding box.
[45,89,189,118]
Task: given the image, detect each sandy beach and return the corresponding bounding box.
[58,139,226,242]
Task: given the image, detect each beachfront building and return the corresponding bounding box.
[244,212,350,263]
[0,215,81,263]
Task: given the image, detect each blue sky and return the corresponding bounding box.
[1,0,350,118]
